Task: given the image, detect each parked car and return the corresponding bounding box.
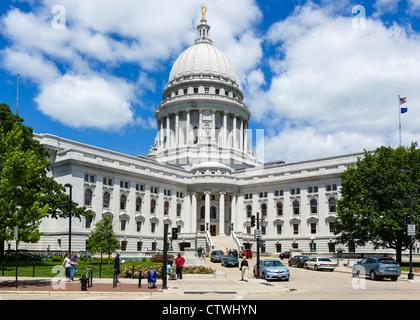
[288,255,310,268]
[210,250,224,262]
[253,259,290,281]
[221,255,239,267]
[227,249,238,258]
[352,257,401,281]
[241,249,253,259]
[279,251,290,259]
[304,257,336,271]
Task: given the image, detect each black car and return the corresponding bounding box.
[221,255,239,267]
[210,250,224,262]
[288,255,310,268]
[279,251,290,259]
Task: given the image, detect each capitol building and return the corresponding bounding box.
[25,12,375,256]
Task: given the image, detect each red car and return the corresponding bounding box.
[241,249,253,259]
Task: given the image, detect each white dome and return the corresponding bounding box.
[168,42,238,85]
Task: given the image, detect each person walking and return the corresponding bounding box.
[175,253,185,280]
[113,253,121,283]
[58,253,72,283]
[70,252,78,281]
[240,257,248,282]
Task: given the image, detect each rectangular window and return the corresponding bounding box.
[84,174,95,183]
[194,87,199,94]
[274,189,283,197]
[215,88,220,95]
[326,184,337,192]
[291,188,300,195]
[164,189,171,196]
[103,177,113,186]
[308,186,318,194]
[136,221,142,232]
[259,191,267,198]
[204,87,209,94]
[293,224,299,234]
[277,224,282,234]
[151,187,159,194]
[121,220,126,231]
[311,223,317,234]
[120,180,129,189]
[151,223,156,233]
[136,183,144,191]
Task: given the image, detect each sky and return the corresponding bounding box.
[1,0,420,164]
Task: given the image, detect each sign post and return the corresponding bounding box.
[14,226,18,289]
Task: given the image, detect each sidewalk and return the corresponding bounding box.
[0,266,418,297]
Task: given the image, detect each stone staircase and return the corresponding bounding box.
[211,235,240,252]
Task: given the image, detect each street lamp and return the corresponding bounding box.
[310,236,316,253]
[400,169,414,280]
[64,184,73,254]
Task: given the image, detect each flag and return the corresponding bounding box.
[401,107,408,114]
[400,97,407,105]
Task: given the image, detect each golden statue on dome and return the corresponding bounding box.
[201,6,207,20]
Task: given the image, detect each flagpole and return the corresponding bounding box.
[398,94,401,147]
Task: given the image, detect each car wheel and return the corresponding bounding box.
[314,265,318,271]
[370,270,376,280]
[391,276,398,281]
[305,263,309,269]
[352,270,359,278]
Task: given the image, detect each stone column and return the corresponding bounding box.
[219,192,225,235]
[205,191,211,231]
[191,192,197,233]
[223,112,227,147]
[244,121,248,153]
[231,193,237,232]
[240,118,244,151]
[175,112,179,147]
[186,110,191,145]
[233,115,237,149]
[166,116,170,149]
[159,119,164,150]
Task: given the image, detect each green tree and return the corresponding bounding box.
[0,125,50,244]
[0,103,92,259]
[334,143,420,263]
[86,217,121,267]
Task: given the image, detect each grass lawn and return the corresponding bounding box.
[1,260,162,279]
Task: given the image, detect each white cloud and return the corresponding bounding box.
[35,74,135,131]
[0,0,263,131]
[246,2,420,162]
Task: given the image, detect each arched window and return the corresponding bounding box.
[293,200,300,215]
[246,205,252,218]
[261,203,267,217]
[150,199,156,214]
[120,194,127,210]
[103,192,110,208]
[210,206,217,219]
[310,199,318,214]
[276,202,283,216]
[164,202,169,216]
[177,203,182,217]
[136,197,142,212]
[84,189,92,206]
[329,198,336,212]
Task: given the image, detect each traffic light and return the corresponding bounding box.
[251,215,256,227]
[404,212,411,225]
[172,227,178,240]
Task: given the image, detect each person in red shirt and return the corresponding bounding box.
[175,253,185,279]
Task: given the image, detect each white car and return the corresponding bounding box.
[304,257,336,271]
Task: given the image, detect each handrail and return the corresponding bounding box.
[205,231,214,252]
[231,232,242,250]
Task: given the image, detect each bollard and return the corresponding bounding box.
[138,270,142,288]
[88,265,93,287]
[80,275,88,291]
[32,263,35,277]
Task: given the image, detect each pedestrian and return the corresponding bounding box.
[240,257,248,282]
[70,252,78,281]
[113,253,121,283]
[58,252,72,283]
[175,253,185,279]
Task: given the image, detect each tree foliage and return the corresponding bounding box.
[0,103,92,256]
[335,143,420,263]
[85,217,121,265]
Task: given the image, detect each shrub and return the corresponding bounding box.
[51,255,62,262]
[120,264,215,279]
[150,253,174,262]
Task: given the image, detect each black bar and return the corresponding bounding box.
[32,263,35,277]
[138,270,142,288]
[256,211,260,279]
[162,223,168,290]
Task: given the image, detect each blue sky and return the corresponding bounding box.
[1,0,420,163]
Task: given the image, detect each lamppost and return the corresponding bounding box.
[310,236,316,253]
[400,169,414,280]
[64,184,73,254]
